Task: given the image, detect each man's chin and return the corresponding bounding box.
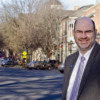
[78,44,90,50]
[79,46,90,51]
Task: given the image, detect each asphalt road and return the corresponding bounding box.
[0,66,63,100]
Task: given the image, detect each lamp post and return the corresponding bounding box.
[69,40,74,54]
[52,38,58,60]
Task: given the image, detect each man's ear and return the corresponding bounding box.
[95,29,97,38]
[95,29,97,35]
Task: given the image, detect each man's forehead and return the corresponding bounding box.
[76,17,92,23]
[75,17,93,28]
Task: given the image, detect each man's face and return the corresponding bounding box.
[74,18,97,54]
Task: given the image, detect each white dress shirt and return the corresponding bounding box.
[66,43,95,100]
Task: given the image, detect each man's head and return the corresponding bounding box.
[73,17,97,54]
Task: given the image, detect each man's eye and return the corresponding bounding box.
[75,31,82,34]
[86,30,93,34]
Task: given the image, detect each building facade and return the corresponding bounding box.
[59,2,100,63]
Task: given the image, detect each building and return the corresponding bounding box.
[59,1,100,62]
[44,0,63,10]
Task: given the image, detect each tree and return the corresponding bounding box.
[36,0,63,58]
[0,0,41,52]
[0,0,63,60]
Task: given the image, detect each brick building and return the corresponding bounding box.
[59,2,100,62]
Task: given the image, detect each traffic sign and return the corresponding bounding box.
[23,55,27,58]
[22,51,27,56]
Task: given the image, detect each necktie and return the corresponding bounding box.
[70,56,85,100]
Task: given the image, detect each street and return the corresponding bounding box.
[0,66,63,100]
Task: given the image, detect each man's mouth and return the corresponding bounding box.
[79,39,89,44]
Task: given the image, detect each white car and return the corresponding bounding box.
[26,61,38,69]
[58,62,64,73]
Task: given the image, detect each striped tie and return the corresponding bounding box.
[70,56,85,100]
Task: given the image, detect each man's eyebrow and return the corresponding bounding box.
[75,30,82,32]
[75,30,93,31]
[85,30,93,32]
[75,30,82,31]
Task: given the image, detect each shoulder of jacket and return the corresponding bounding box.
[66,51,79,60]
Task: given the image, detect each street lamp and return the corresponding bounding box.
[68,40,74,54]
[52,38,58,60]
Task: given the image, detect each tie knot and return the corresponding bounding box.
[81,56,85,61]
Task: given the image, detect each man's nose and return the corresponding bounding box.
[81,32,87,38]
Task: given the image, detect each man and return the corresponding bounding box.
[62,17,100,100]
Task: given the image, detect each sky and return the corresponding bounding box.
[0,0,98,10]
[59,0,97,10]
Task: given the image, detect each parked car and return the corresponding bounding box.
[46,60,60,69]
[58,62,64,73]
[0,57,5,61]
[35,60,61,70]
[0,57,11,66]
[35,61,48,70]
[26,61,38,69]
[35,60,57,70]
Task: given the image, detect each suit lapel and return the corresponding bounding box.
[77,42,99,98]
[68,52,79,78]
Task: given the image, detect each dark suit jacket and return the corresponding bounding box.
[62,42,100,100]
